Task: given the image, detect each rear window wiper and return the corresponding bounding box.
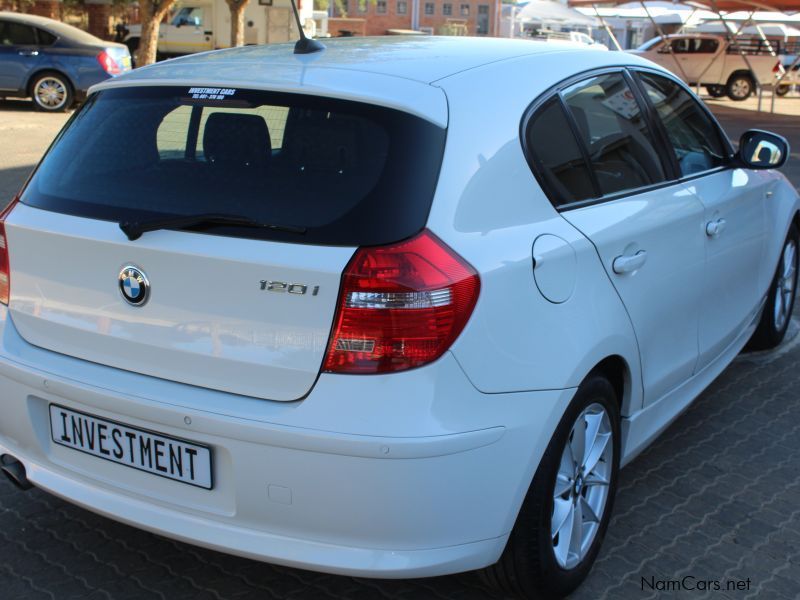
[119,214,307,241]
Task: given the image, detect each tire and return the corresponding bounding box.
[29,71,73,112]
[706,85,726,98]
[726,73,755,101]
[776,84,791,97]
[748,223,799,351]
[481,375,621,599]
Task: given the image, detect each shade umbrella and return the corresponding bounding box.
[516,0,599,25]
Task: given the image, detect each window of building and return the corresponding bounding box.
[443,3,452,15]
[377,0,387,13]
[460,4,470,16]
[477,4,489,34]
[397,0,407,14]
[425,2,434,15]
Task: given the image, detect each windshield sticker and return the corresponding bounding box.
[187,87,236,100]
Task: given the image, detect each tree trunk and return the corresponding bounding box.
[226,0,248,47]
[136,0,177,66]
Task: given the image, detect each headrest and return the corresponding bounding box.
[203,112,271,168]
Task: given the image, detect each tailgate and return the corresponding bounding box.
[6,204,354,401]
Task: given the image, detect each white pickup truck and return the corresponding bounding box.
[630,34,780,101]
[121,0,314,61]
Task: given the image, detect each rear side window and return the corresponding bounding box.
[0,21,37,45]
[21,87,447,246]
[525,99,595,206]
[36,28,57,46]
[561,73,667,196]
[637,72,727,176]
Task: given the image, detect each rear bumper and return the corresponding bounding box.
[0,307,574,578]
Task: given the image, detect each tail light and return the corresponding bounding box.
[323,230,480,374]
[0,198,18,306]
[774,61,784,75]
[97,50,121,75]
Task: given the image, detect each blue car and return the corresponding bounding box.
[0,11,131,112]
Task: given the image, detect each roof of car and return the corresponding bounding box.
[0,11,57,26]
[0,11,106,45]
[92,36,650,127]
[127,36,579,85]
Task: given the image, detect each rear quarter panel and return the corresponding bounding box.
[36,45,111,94]
[427,52,645,415]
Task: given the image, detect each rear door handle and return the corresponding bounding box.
[613,250,647,274]
[706,218,727,237]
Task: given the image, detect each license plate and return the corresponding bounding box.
[49,404,212,489]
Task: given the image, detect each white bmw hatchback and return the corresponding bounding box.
[0,37,797,598]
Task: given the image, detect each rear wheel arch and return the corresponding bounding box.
[589,355,629,414]
[727,69,755,85]
[25,68,75,94]
[26,68,74,98]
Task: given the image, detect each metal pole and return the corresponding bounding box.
[692,14,752,97]
[638,0,692,83]
[592,3,622,50]
[710,2,763,109]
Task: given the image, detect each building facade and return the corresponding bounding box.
[331,0,500,37]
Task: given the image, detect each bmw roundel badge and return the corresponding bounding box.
[118,265,149,307]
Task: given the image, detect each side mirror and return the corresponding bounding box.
[738,129,789,169]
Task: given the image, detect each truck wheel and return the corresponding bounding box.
[705,85,726,98]
[727,74,755,101]
[776,84,791,97]
[30,71,73,112]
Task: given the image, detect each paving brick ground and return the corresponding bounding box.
[0,100,799,599]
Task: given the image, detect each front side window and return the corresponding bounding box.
[525,99,596,206]
[172,7,204,27]
[21,86,447,246]
[561,72,667,196]
[637,72,727,176]
[695,38,718,53]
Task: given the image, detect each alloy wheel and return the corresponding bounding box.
[773,238,797,331]
[551,402,613,569]
[34,77,67,110]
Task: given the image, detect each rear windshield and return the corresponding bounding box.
[21,86,447,246]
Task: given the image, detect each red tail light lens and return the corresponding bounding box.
[0,198,18,306]
[97,50,121,75]
[323,230,480,374]
[774,61,783,74]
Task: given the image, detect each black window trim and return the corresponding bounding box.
[521,65,737,212]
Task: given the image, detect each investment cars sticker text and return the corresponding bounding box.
[188,87,236,100]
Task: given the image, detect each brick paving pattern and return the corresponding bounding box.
[0,106,798,599]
